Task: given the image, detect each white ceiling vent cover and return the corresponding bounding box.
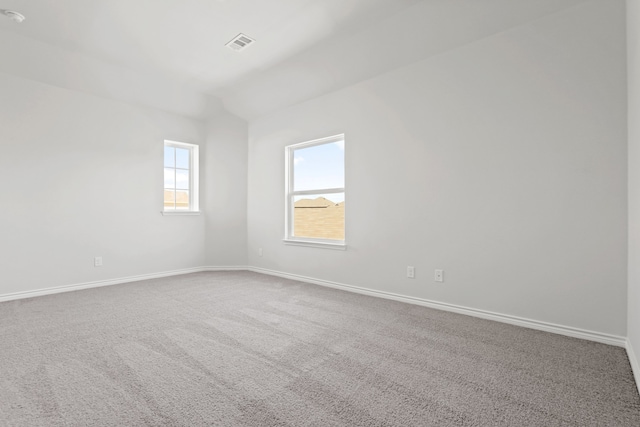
[226,33,255,52]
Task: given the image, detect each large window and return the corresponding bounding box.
[163,140,199,213]
[285,134,345,248]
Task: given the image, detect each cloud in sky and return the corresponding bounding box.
[334,140,344,150]
[294,156,304,165]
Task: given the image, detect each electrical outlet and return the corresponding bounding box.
[94,256,103,267]
[258,248,263,257]
[435,269,444,282]
[407,266,415,279]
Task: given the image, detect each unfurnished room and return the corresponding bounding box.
[2,0,640,425]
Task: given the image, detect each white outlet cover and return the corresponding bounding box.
[407,266,415,278]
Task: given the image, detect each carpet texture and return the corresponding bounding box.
[0,271,639,426]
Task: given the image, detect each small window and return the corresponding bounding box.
[163,140,199,214]
[285,134,345,248]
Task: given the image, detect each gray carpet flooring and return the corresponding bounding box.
[0,271,639,426]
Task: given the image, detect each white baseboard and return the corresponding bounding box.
[627,338,640,395]
[3,265,636,392]
[201,266,249,272]
[248,266,627,348]
[0,267,220,303]
[0,265,628,351]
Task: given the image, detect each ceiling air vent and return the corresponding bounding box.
[226,33,255,52]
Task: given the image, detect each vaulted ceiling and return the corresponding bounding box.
[0,0,590,120]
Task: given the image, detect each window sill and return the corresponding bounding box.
[283,239,347,250]
[161,211,201,216]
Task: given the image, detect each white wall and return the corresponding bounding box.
[204,113,248,266]
[248,0,628,336]
[628,0,640,385]
[0,29,221,120]
[0,0,631,348]
[0,72,206,295]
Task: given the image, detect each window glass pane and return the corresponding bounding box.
[293,140,344,191]
[164,168,175,188]
[164,147,175,168]
[176,169,189,190]
[164,141,199,212]
[164,189,175,209]
[175,190,190,209]
[176,148,190,169]
[293,193,344,240]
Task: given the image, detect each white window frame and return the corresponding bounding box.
[162,140,200,216]
[284,134,346,249]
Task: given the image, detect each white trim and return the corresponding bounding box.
[161,211,201,216]
[0,265,628,351]
[285,134,345,244]
[292,188,344,196]
[627,338,640,395]
[164,139,197,147]
[200,266,249,272]
[283,239,347,250]
[248,266,627,348]
[286,134,345,150]
[163,139,199,212]
[0,267,203,303]
[0,266,249,303]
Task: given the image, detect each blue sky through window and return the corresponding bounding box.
[293,140,344,203]
[164,146,174,168]
[164,146,190,190]
[176,148,189,169]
